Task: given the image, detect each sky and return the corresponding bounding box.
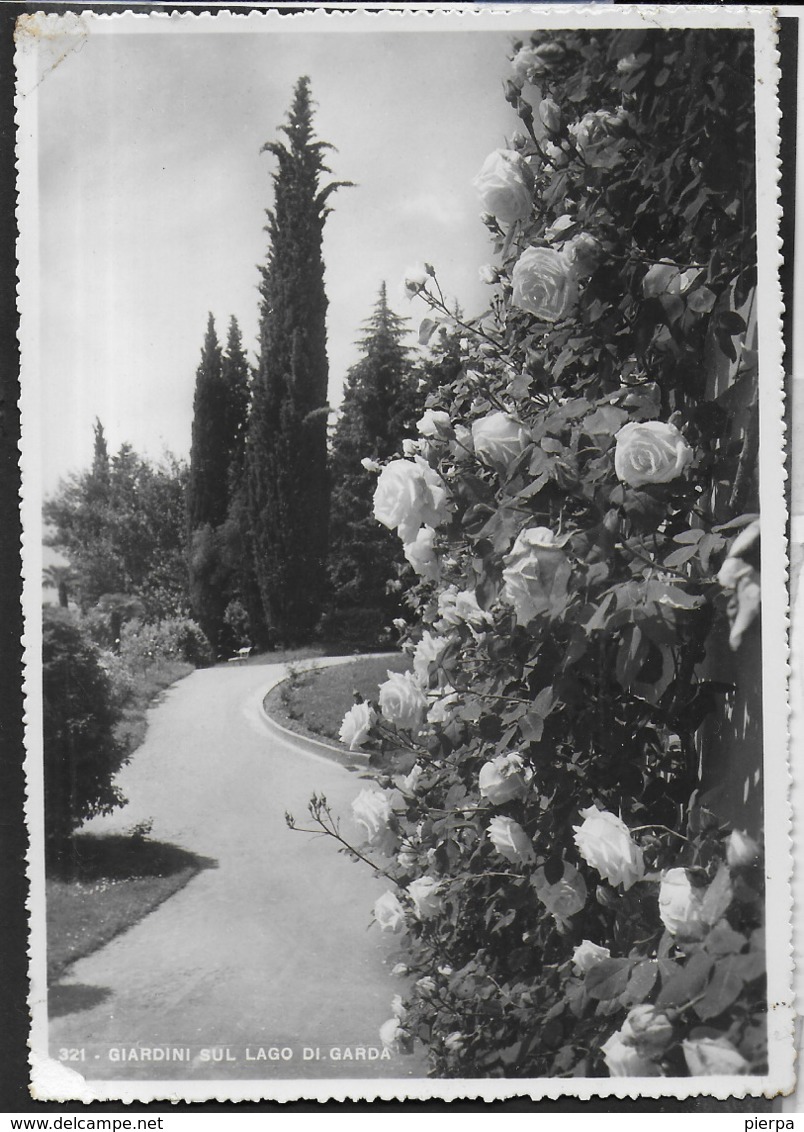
[31,18,520,493]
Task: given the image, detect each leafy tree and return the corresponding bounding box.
[247,76,350,643]
[327,283,420,618]
[42,608,127,868]
[44,432,189,618]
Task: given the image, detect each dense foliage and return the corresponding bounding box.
[295,29,767,1080]
[188,314,253,654]
[327,283,420,634]
[44,422,190,620]
[247,77,350,644]
[42,608,128,865]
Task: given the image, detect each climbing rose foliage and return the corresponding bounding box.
[305,27,766,1080]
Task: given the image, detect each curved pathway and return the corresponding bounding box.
[48,661,425,1082]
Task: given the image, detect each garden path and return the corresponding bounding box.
[48,660,425,1082]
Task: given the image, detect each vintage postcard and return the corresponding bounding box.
[17,4,792,1104]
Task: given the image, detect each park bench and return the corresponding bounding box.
[227,646,252,665]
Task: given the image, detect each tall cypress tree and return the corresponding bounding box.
[219,317,266,647]
[247,77,350,643]
[328,283,420,617]
[188,314,227,534]
[188,314,251,652]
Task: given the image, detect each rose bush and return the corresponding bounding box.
[290,26,766,1081]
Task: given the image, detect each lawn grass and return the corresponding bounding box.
[47,833,215,981]
[264,654,411,746]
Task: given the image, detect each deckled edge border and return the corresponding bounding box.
[15,1,793,1106]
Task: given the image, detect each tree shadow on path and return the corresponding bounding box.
[47,833,218,1000]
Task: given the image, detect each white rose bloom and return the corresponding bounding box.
[501,526,568,624]
[352,788,396,853]
[471,410,531,471]
[601,1030,662,1078]
[511,246,578,323]
[572,807,645,890]
[613,420,693,488]
[417,409,452,438]
[403,525,440,581]
[532,863,587,927]
[436,585,491,630]
[391,994,407,1022]
[444,1031,465,1052]
[472,149,533,226]
[360,457,382,473]
[479,752,533,805]
[407,876,443,920]
[391,962,408,977]
[412,630,448,686]
[373,458,448,543]
[416,975,436,995]
[563,232,603,280]
[403,264,430,298]
[379,1017,406,1051]
[338,701,375,750]
[657,867,708,941]
[538,96,562,134]
[572,939,611,974]
[378,669,428,732]
[487,815,536,865]
[569,107,629,168]
[620,1005,674,1059]
[511,41,566,84]
[682,1036,750,1076]
[478,264,499,285]
[374,890,407,934]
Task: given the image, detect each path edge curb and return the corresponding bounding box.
[257,656,378,770]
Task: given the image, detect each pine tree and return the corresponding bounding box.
[247,77,350,644]
[327,283,420,620]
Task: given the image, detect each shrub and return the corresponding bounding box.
[42,609,128,865]
[118,616,213,672]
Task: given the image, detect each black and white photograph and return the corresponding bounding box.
[16,5,792,1104]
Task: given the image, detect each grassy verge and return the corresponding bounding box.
[263,654,411,747]
[113,658,194,756]
[47,833,215,982]
[48,658,200,985]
